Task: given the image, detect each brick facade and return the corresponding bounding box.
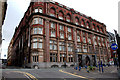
[7,1,110,68]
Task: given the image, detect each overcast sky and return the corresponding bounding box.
[2,0,120,59]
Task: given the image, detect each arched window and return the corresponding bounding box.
[66,14,71,22]
[97,25,99,32]
[92,23,96,30]
[50,8,56,17]
[58,11,64,20]
[75,17,79,25]
[101,27,104,33]
[86,21,90,28]
[81,19,85,27]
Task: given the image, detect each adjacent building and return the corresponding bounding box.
[7,1,110,68]
[0,1,7,59]
[107,32,117,65]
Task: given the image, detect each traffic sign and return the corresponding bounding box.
[111,43,118,50]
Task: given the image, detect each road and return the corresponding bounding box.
[1,66,119,80]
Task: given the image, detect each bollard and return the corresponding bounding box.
[101,61,104,73]
[79,66,81,71]
[85,65,89,73]
[74,67,78,70]
[98,61,101,72]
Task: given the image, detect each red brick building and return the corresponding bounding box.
[7,1,110,68]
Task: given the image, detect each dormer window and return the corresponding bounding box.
[86,21,90,29]
[81,19,85,27]
[50,8,56,17]
[75,17,79,25]
[58,11,64,20]
[93,24,95,30]
[97,25,99,32]
[66,14,71,22]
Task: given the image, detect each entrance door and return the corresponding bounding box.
[92,55,96,66]
[78,55,82,67]
[86,56,90,66]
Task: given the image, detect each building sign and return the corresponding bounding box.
[111,43,118,50]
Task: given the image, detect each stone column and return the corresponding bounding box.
[65,26,68,62]
[57,23,60,62]
[73,28,77,62]
[45,19,50,62]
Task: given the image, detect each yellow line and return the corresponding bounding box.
[59,70,88,79]
[24,74,31,80]
[13,71,38,80]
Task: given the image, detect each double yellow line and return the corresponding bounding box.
[13,71,38,80]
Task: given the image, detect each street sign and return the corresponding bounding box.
[111,43,118,50]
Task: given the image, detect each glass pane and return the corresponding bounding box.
[59,46,62,51]
[39,8,42,13]
[50,40,53,43]
[51,31,56,37]
[50,45,53,50]
[83,37,86,43]
[33,38,37,42]
[51,23,55,28]
[67,19,70,22]
[38,38,42,42]
[38,43,42,48]
[33,28,37,34]
[33,43,37,48]
[50,14,55,17]
[38,27,43,34]
[60,25,64,30]
[33,18,38,24]
[68,28,71,32]
[59,16,63,20]
[39,18,43,25]
[35,8,38,13]
[77,36,80,42]
[54,45,57,50]
[60,33,64,39]
[53,57,55,62]
[68,35,72,40]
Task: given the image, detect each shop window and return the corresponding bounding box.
[50,53,57,62]
[33,56,38,62]
[68,54,73,62]
[60,54,66,62]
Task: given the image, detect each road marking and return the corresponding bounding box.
[13,71,38,80]
[59,70,88,79]
[24,74,32,80]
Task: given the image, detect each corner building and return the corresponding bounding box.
[8,1,110,68]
